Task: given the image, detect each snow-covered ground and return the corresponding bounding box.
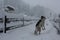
[0,19,60,40]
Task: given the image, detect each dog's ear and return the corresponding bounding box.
[41,16,45,19]
[41,16,46,19]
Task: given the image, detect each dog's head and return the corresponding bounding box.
[41,16,46,20]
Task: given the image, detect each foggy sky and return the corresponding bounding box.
[0,0,60,14]
[23,0,60,13]
[0,0,4,17]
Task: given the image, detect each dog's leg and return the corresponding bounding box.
[34,30,37,35]
[34,28,38,35]
[39,28,41,34]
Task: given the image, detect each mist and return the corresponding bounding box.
[0,0,59,18]
[23,0,60,13]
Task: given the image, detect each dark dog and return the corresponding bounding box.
[34,16,46,35]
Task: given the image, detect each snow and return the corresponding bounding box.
[0,23,4,30]
[5,13,39,20]
[0,19,60,40]
[7,21,33,27]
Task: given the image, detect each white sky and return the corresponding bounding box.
[22,0,60,13]
[0,0,60,13]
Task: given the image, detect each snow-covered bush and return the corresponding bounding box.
[53,13,60,34]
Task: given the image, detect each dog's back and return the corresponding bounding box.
[36,20,41,27]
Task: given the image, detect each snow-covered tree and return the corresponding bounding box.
[53,13,60,34]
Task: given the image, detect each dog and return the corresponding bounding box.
[34,16,46,35]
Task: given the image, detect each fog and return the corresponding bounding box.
[23,0,60,13]
[0,0,60,18]
[0,0,4,17]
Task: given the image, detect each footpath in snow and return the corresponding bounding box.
[0,19,60,40]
